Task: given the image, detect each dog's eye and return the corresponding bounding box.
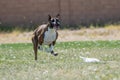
[56,19,60,24]
[57,22,60,24]
[56,19,59,22]
[51,19,54,22]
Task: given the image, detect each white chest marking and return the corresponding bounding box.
[43,28,56,45]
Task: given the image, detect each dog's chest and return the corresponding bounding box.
[43,29,56,45]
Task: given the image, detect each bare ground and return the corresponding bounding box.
[0,26,120,44]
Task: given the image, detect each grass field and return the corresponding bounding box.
[0,41,120,80]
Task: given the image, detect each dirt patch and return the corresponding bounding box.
[0,27,120,44]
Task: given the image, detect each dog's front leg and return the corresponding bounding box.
[49,44,58,56]
[49,44,54,53]
[38,44,43,51]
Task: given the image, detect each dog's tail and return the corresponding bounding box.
[32,32,38,60]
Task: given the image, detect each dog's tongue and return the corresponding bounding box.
[54,26,59,30]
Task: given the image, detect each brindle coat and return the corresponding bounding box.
[32,14,60,60]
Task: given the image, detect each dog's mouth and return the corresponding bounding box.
[53,24,60,30]
[53,26,59,30]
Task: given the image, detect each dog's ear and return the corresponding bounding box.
[56,14,60,18]
[48,14,51,21]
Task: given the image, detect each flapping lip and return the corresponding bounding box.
[53,25,60,30]
[52,24,60,30]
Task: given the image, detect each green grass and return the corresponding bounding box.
[0,41,120,80]
[0,26,36,32]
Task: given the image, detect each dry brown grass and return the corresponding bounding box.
[58,25,120,41]
[0,25,120,44]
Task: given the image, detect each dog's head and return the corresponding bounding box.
[48,14,60,30]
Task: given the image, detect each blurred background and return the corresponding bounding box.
[0,0,120,43]
[0,0,120,30]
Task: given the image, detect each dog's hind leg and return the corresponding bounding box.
[32,35,38,60]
